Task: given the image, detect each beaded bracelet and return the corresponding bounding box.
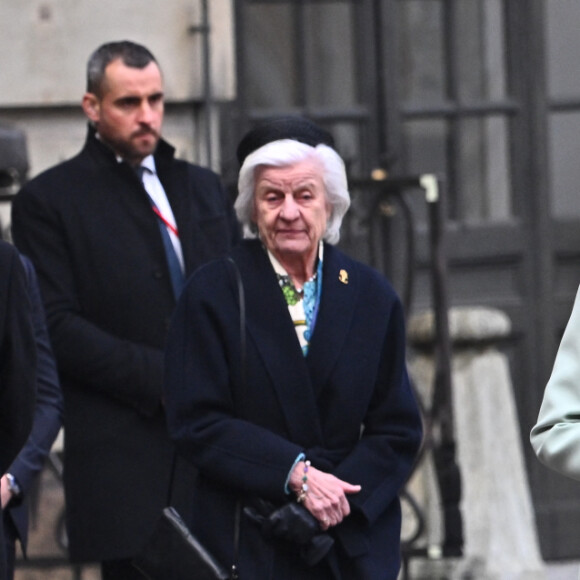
[296,460,311,503]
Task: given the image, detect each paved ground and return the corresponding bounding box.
[547,562,580,580]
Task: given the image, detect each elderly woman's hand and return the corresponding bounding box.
[289,461,361,531]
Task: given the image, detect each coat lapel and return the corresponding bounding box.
[234,242,325,448]
[306,245,359,396]
[113,162,170,266]
[156,158,192,271]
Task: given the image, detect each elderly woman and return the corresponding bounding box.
[163,117,422,580]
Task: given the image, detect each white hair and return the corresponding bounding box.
[235,139,351,245]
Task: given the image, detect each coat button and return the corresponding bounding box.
[153,270,163,279]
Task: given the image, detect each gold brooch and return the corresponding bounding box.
[338,269,349,284]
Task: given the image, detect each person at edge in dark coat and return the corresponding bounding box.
[11,41,239,579]
[163,117,423,580]
[1,253,63,580]
[0,240,36,580]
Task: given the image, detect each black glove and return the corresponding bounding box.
[244,499,334,566]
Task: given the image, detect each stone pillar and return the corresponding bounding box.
[404,306,545,580]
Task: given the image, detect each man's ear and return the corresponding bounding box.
[82,93,100,123]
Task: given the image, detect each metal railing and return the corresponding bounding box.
[355,174,464,578]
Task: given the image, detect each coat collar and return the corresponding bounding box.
[306,245,358,394]
[84,123,176,168]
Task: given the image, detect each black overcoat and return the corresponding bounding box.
[164,240,423,580]
[11,127,239,562]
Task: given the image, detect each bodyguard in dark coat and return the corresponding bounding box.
[11,41,239,578]
[164,118,422,579]
[0,240,36,579]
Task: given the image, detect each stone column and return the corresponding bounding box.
[404,306,545,580]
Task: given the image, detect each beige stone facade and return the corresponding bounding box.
[0,0,235,176]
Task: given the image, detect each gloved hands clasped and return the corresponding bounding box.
[244,499,334,566]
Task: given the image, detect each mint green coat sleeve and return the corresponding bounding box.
[531,285,580,480]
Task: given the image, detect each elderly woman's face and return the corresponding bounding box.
[252,157,330,264]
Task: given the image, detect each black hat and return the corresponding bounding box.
[236,116,336,165]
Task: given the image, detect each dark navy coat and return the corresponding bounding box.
[164,240,423,580]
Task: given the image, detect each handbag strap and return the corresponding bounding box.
[166,256,247,499]
[165,257,246,578]
[165,258,246,577]
[165,451,179,506]
[227,257,246,386]
[230,500,242,580]
[226,257,245,580]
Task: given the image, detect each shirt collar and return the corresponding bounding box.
[110,148,156,174]
[140,155,156,174]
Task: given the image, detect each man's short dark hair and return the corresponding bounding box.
[86,41,158,97]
